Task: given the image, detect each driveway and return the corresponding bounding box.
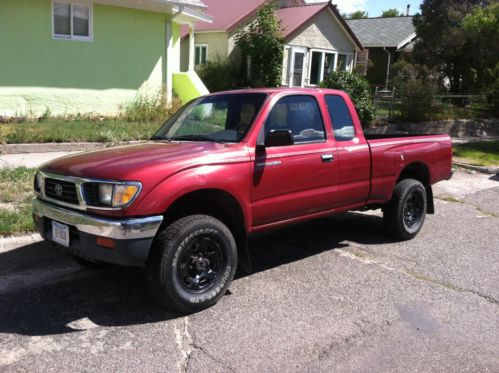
[0,170,498,372]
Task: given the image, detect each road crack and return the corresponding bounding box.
[174,317,235,373]
[336,248,499,306]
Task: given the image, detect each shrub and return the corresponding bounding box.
[390,60,439,122]
[319,71,375,126]
[196,58,241,92]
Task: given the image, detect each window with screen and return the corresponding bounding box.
[325,95,355,141]
[263,95,326,144]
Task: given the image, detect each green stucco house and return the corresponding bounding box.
[0,0,211,117]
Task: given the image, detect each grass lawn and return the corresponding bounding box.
[0,120,162,144]
[453,140,499,166]
[0,167,36,235]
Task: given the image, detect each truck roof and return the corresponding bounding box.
[208,87,348,96]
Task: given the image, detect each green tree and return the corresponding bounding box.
[462,2,499,100]
[319,71,375,126]
[235,1,285,87]
[381,8,403,17]
[390,60,439,122]
[413,0,493,93]
[345,10,369,19]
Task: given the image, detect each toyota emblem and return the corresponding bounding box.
[54,184,63,197]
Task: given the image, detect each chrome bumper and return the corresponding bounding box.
[32,198,163,240]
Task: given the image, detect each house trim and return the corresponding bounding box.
[397,32,416,50]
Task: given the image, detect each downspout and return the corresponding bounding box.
[383,47,391,91]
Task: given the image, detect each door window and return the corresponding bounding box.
[263,95,326,144]
[325,95,355,141]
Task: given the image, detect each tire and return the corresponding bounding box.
[69,254,111,269]
[383,179,427,240]
[146,215,237,313]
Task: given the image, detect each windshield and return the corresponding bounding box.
[153,93,268,143]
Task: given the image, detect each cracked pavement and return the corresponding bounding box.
[0,169,498,372]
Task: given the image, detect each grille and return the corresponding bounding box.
[44,178,79,204]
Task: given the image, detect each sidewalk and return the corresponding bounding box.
[0,151,81,169]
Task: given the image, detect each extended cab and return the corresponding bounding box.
[32,89,452,312]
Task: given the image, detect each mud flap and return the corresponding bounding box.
[426,186,435,214]
[237,239,252,274]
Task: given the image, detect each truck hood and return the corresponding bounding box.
[41,141,245,181]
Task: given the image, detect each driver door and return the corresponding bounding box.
[251,95,340,227]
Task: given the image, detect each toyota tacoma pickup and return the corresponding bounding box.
[32,88,452,313]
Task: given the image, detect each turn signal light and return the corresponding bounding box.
[96,237,116,249]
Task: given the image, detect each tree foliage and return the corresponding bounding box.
[413,0,494,93]
[344,10,369,19]
[197,58,241,93]
[319,71,375,126]
[235,1,285,87]
[390,60,440,122]
[381,8,403,17]
[462,2,499,111]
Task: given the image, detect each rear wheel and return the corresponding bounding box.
[383,179,427,240]
[146,215,237,313]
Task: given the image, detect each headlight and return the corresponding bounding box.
[85,182,141,208]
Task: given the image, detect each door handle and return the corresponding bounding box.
[321,154,334,163]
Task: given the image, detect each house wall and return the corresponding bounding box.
[197,32,230,62]
[287,11,356,52]
[285,10,357,86]
[0,0,179,116]
[180,31,230,71]
[364,47,409,89]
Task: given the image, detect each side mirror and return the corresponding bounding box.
[264,130,294,147]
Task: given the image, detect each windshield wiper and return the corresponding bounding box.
[170,135,225,144]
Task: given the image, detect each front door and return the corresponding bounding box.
[251,94,340,227]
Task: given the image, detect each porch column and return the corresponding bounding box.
[165,19,173,107]
[188,23,195,71]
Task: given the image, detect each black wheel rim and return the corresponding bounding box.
[177,235,224,293]
[403,189,425,231]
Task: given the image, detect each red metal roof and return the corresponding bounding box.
[181,1,362,49]
[276,3,326,38]
[197,0,268,32]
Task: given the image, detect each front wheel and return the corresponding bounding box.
[383,179,427,240]
[146,215,237,313]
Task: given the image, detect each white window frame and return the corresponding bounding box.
[52,0,93,42]
[307,48,338,86]
[194,44,208,66]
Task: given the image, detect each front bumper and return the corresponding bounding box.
[32,198,163,266]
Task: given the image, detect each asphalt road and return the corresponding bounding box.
[1,170,498,372]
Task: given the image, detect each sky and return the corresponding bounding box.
[306,0,424,17]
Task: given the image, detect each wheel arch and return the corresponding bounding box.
[396,162,434,214]
[157,188,252,273]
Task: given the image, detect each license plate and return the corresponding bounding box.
[52,221,70,247]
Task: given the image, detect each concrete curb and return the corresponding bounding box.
[0,141,145,154]
[0,234,42,253]
[452,161,499,175]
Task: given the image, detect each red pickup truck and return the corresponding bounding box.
[32,88,452,312]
